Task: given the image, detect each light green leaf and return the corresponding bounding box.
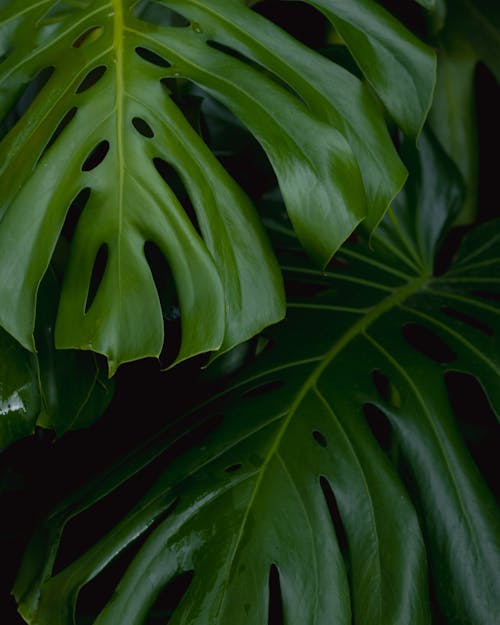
[0,0,434,372]
[302,0,436,136]
[14,132,500,625]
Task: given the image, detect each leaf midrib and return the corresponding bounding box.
[111,0,125,344]
[216,272,429,616]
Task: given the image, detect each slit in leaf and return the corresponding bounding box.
[363,402,393,453]
[132,116,155,138]
[329,255,349,269]
[54,456,180,576]
[38,106,77,162]
[144,241,181,367]
[72,26,104,48]
[82,140,110,172]
[206,39,305,105]
[1,67,55,143]
[372,369,390,402]
[312,430,327,448]
[224,463,242,473]
[0,66,55,140]
[85,244,108,313]
[76,65,107,94]
[135,46,171,68]
[134,1,190,27]
[445,371,499,498]
[153,158,201,236]
[319,476,348,558]
[472,290,500,302]
[268,564,284,625]
[54,410,224,575]
[147,571,194,624]
[242,380,284,399]
[371,369,401,407]
[441,305,493,336]
[284,278,330,299]
[401,323,457,364]
[61,187,91,243]
[74,499,180,624]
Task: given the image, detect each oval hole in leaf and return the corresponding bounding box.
[132,116,155,138]
[61,187,91,243]
[268,564,284,625]
[329,255,350,269]
[371,369,401,407]
[135,46,171,68]
[82,140,110,172]
[74,498,180,624]
[363,402,393,453]
[401,323,457,364]
[144,241,181,367]
[473,290,500,302]
[0,66,54,140]
[38,106,77,162]
[85,244,108,313]
[153,158,201,236]
[242,380,284,399]
[76,65,107,94]
[147,571,194,623]
[225,463,242,473]
[441,305,493,336]
[312,430,327,448]
[284,278,330,299]
[134,1,189,27]
[372,369,390,402]
[319,476,348,558]
[72,26,103,49]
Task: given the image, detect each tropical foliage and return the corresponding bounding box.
[0,1,499,624]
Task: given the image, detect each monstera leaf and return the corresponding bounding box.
[0,0,435,373]
[0,268,114,449]
[13,132,500,624]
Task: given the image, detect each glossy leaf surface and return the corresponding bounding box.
[14,133,500,624]
[0,0,435,372]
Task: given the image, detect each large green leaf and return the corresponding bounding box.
[13,132,500,624]
[0,0,434,373]
[0,268,114,449]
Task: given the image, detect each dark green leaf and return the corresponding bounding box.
[14,133,500,625]
[0,269,114,448]
[429,30,478,224]
[428,0,500,224]
[0,328,40,449]
[446,0,500,82]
